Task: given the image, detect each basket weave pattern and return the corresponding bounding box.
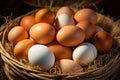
[0,7,120,80]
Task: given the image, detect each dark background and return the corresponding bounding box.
[0,0,120,26]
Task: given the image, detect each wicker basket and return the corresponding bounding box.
[0,6,120,80]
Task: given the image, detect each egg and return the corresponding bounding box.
[57,25,85,47]
[55,59,83,73]
[74,8,97,24]
[76,21,96,40]
[29,23,56,44]
[95,26,104,33]
[56,6,75,18]
[8,26,28,45]
[28,44,55,71]
[20,16,36,31]
[14,39,35,60]
[55,14,75,30]
[47,42,73,60]
[35,8,55,24]
[92,31,113,53]
[73,42,97,66]
[29,37,35,42]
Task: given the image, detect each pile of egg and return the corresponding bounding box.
[8,6,113,73]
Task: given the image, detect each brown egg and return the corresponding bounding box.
[20,16,36,31]
[74,8,97,24]
[29,23,56,44]
[55,59,83,73]
[47,42,73,60]
[14,39,35,60]
[56,6,75,18]
[29,37,35,42]
[92,31,113,53]
[8,26,28,45]
[76,21,96,40]
[57,25,85,47]
[35,8,55,24]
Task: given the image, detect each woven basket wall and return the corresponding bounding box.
[0,6,120,80]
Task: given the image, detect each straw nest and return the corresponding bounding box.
[0,6,120,80]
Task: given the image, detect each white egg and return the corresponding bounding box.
[28,44,55,71]
[72,42,97,66]
[57,14,75,28]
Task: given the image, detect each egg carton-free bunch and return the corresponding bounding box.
[0,6,120,80]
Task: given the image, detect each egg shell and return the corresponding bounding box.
[95,26,104,33]
[73,42,97,66]
[47,41,73,60]
[56,25,85,47]
[29,37,35,42]
[28,44,55,71]
[29,23,56,44]
[74,8,97,24]
[8,26,28,45]
[56,6,75,18]
[20,16,36,31]
[55,14,75,30]
[55,59,83,73]
[92,31,113,53]
[76,21,96,40]
[35,8,55,24]
[14,39,35,60]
